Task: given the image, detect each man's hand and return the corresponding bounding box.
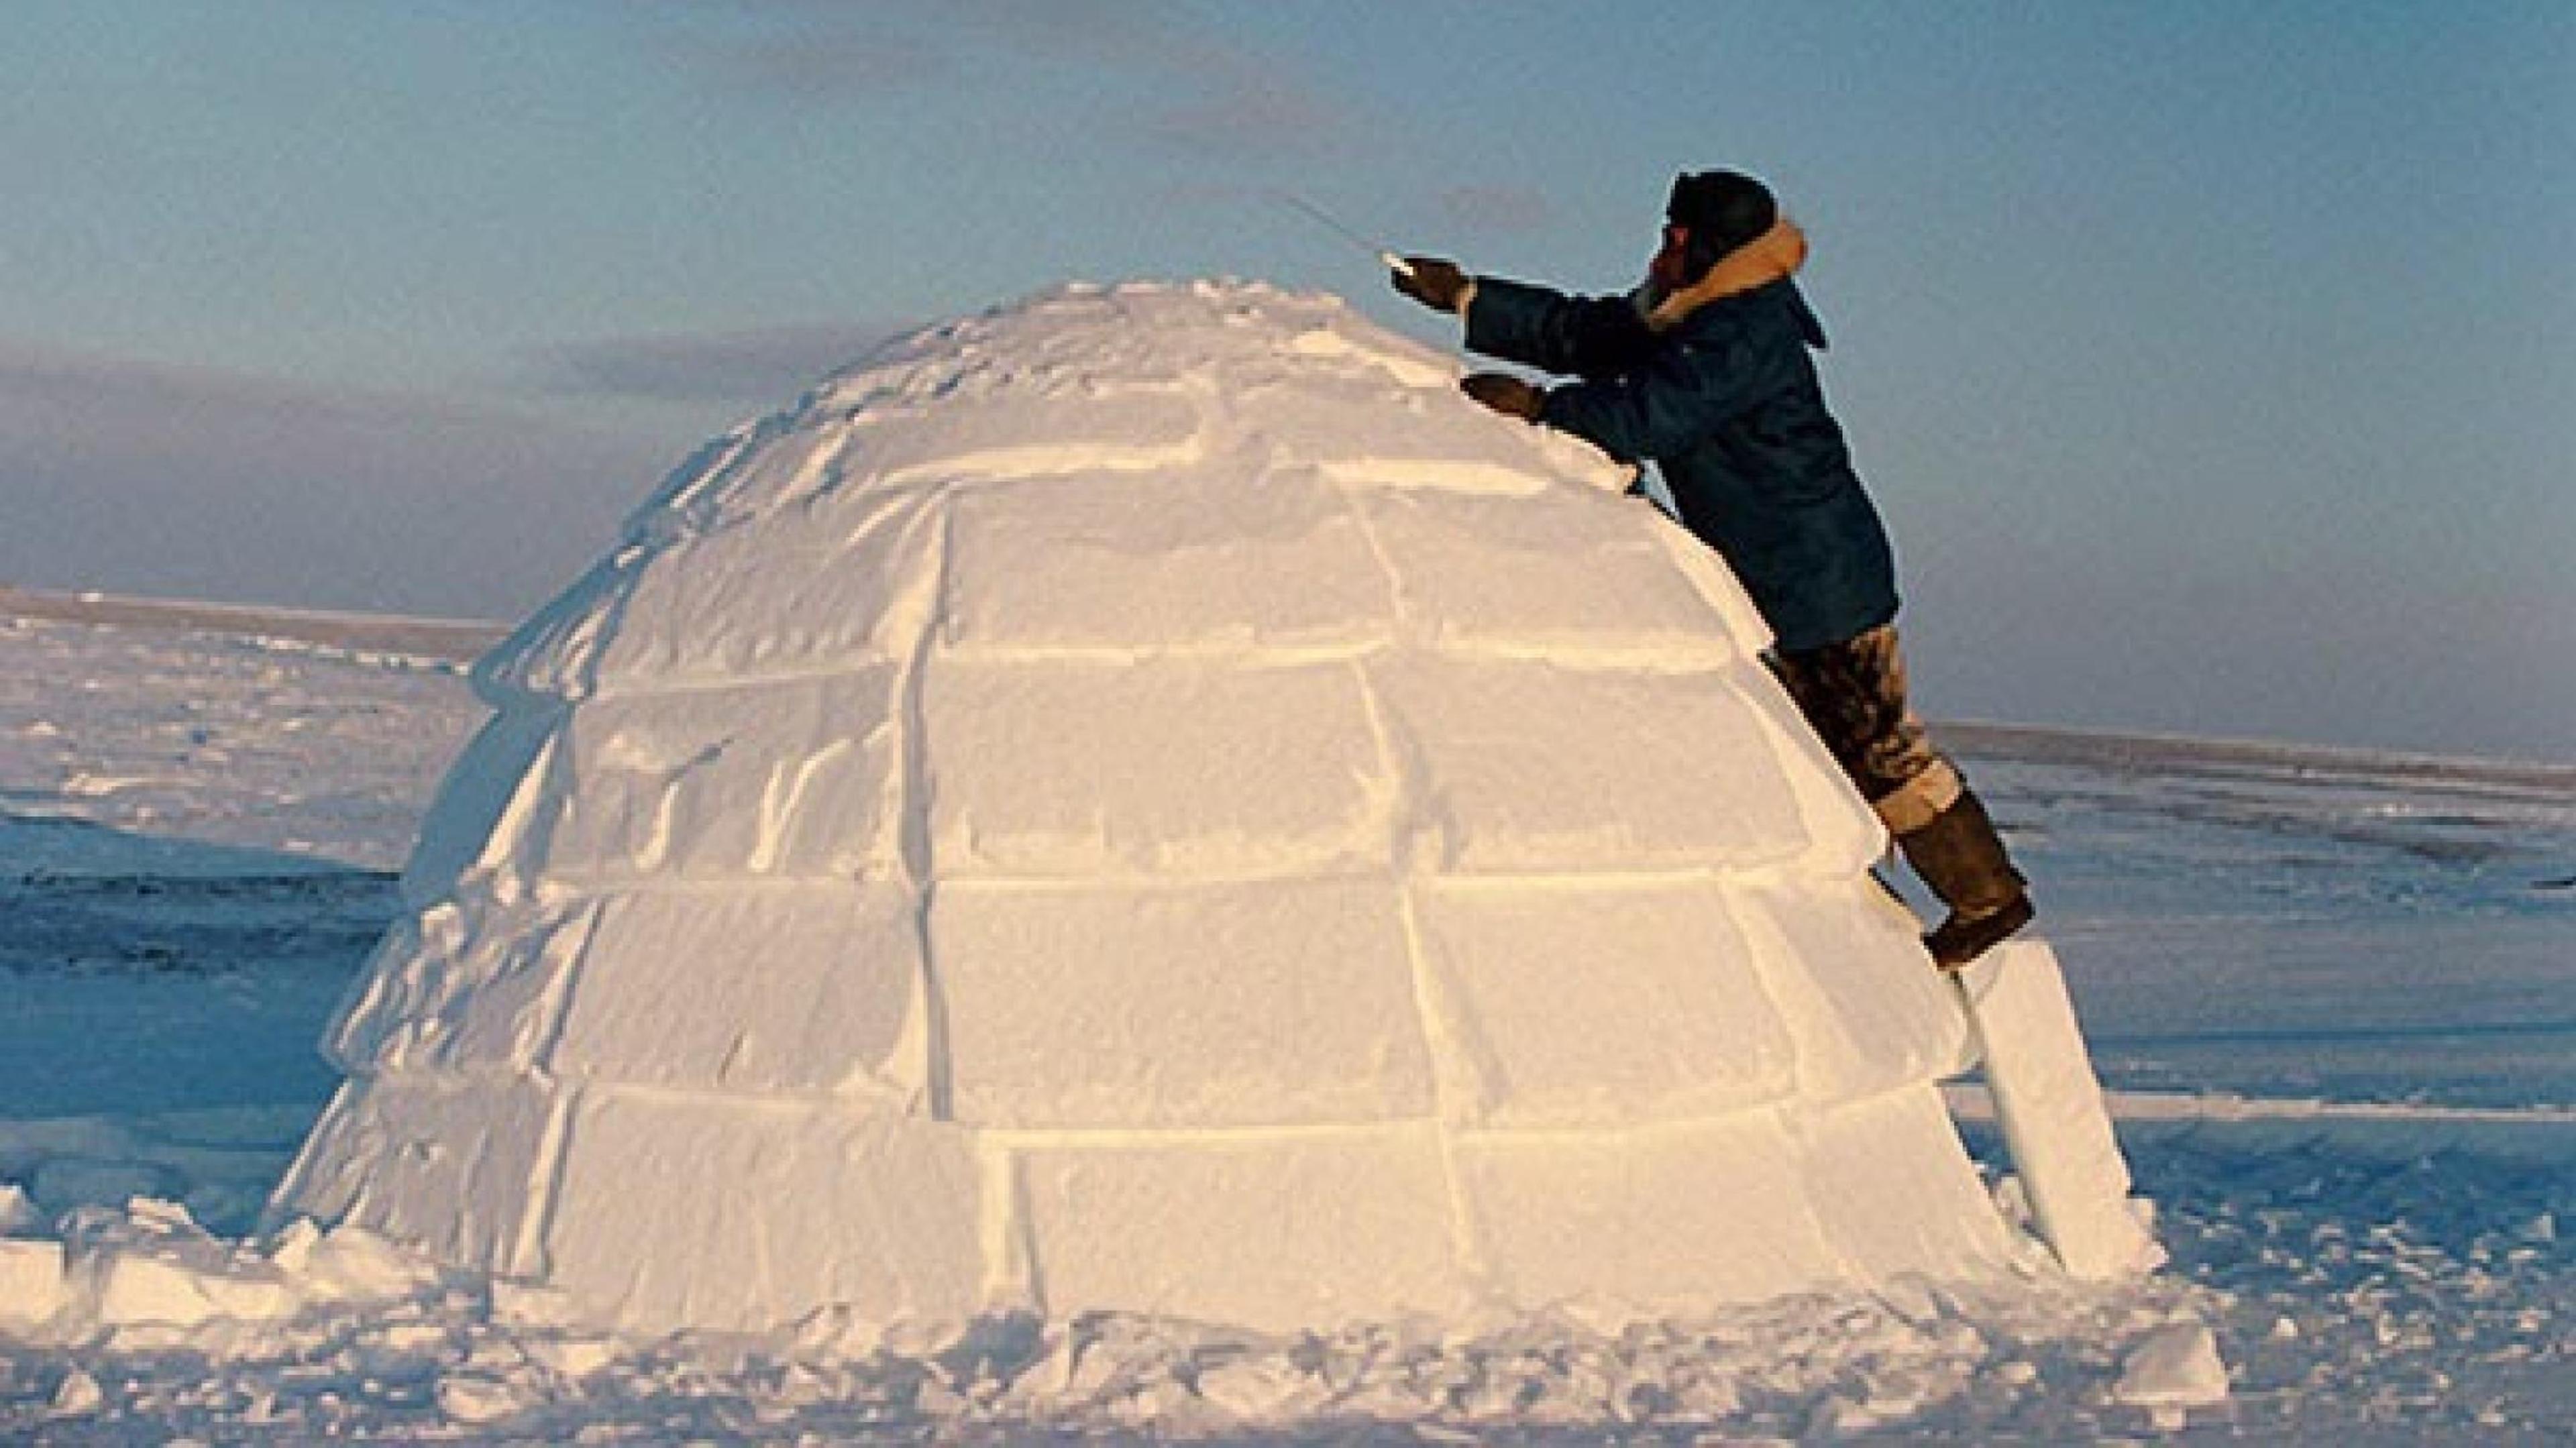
[1461,372,1544,420]
[1391,256,1469,313]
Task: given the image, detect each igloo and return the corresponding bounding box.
[272,280,2020,1339]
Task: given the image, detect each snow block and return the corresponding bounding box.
[539,1093,984,1334]
[1246,386,1554,496]
[529,667,906,883]
[922,657,1393,879]
[91,1247,297,1329]
[941,468,1394,653]
[581,486,945,688]
[1644,523,1776,657]
[1457,1111,1837,1311]
[1367,655,1808,873]
[1411,879,1796,1123]
[824,379,1206,490]
[624,411,800,535]
[1796,1084,2016,1280]
[0,1238,65,1328]
[631,410,857,537]
[1358,488,1737,663]
[548,883,928,1097]
[1273,315,1461,391]
[474,549,647,704]
[932,877,1432,1127]
[269,1076,559,1278]
[1006,1127,1468,1330]
[398,702,566,908]
[2114,1320,2230,1408]
[0,1184,36,1235]
[1737,879,1968,1103]
[325,893,600,1073]
[1734,681,1889,879]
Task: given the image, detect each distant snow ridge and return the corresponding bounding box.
[271,280,2011,1341]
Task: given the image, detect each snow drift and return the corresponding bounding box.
[270,280,2015,1340]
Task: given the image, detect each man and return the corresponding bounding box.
[1390,169,2033,968]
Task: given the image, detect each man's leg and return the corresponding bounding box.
[1768,626,2033,967]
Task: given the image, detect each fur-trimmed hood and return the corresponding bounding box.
[1638,219,1827,347]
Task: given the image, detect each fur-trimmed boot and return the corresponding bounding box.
[1893,788,2034,969]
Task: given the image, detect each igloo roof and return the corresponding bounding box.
[275,281,2001,1339]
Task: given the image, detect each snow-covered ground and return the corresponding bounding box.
[1,599,2567,1441]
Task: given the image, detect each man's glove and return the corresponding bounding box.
[1461,372,1544,420]
[1391,257,1470,313]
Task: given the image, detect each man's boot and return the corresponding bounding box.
[1892,788,2034,969]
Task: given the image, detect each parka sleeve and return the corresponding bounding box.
[1534,324,1796,463]
[1464,278,1656,381]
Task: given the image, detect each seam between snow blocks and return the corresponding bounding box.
[259,1079,366,1233]
[974,1137,1044,1317]
[1328,465,1507,1294]
[1319,455,1414,645]
[450,889,610,1281]
[489,861,1854,899]
[1347,657,1495,1293]
[541,632,1753,706]
[508,1078,580,1282]
[1723,880,1897,1107]
[896,496,959,1125]
[552,533,656,706]
[518,897,611,1089]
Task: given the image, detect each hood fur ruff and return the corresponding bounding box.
[1640,219,1812,332]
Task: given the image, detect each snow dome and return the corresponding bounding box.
[271,280,2013,1338]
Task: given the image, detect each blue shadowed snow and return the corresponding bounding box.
[0,814,388,1121]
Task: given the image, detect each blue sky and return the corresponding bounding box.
[4,2,2569,759]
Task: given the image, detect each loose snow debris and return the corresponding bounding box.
[1,1116,2566,1438]
[433,1370,530,1425]
[46,1366,102,1418]
[2,1203,441,1351]
[0,1241,67,1329]
[0,1185,37,1235]
[2114,1318,2229,1410]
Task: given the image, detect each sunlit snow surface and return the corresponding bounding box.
[1,607,2568,1441]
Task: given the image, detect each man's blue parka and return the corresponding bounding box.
[1464,276,1898,655]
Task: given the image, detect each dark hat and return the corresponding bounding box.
[1667,170,1778,264]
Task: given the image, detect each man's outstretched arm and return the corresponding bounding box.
[1397,219,1809,386]
[1463,279,1656,380]
[1391,259,1649,380]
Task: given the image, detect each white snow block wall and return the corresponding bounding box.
[272,280,2014,1338]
